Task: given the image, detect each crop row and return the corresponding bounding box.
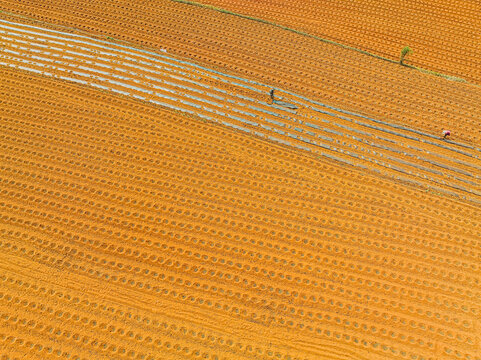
[0,4,480,146]
[0,20,480,205]
[1,62,480,359]
[194,0,481,83]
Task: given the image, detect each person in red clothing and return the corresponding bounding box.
[442,130,451,139]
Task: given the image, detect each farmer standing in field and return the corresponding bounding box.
[269,89,275,103]
[442,130,451,140]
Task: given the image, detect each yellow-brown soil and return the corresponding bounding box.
[194,0,481,84]
[0,2,480,145]
[1,65,480,359]
[0,18,479,205]
[0,3,480,360]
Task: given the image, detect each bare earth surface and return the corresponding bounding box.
[194,0,481,84]
[0,2,480,360]
[0,1,480,144]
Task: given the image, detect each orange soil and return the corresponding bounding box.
[194,0,481,84]
[0,3,480,360]
[0,18,479,204]
[1,65,480,360]
[0,2,480,147]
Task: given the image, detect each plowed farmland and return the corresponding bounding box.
[0,1,480,145]
[0,18,479,205]
[193,0,481,84]
[0,2,480,360]
[2,65,481,360]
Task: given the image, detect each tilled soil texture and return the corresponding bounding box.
[0,2,480,145]
[0,4,480,360]
[0,19,480,206]
[193,0,481,84]
[0,66,480,360]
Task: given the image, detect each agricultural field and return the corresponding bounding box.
[0,0,480,144]
[193,0,481,84]
[0,1,480,360]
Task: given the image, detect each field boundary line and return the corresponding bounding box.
[0,6,474,86]
[169,0,474,85]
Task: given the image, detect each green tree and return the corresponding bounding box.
[400,46,412,65]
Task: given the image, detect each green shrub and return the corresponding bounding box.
[400,46,412,65]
